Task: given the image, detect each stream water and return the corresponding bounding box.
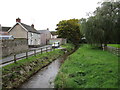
[20,58,63,88]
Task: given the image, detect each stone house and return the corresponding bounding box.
[8,18,41,46]
[38,29,51,45]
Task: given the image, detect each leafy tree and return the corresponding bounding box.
[94,1,120,46]
[80,1,120,48]
[56,19,81,46]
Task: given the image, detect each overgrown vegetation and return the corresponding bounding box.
[2,43,75,89]
[2,49,64,89]
[3,49,63,70]
[80,1,120,48]
[61,43,75,52]
[55,44,119,88]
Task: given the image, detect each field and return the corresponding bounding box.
[55,44,119,88]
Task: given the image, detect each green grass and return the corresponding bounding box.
[2,43,75,89]
[3,49,63,70]
[3,43,74,70]
[55,44,119,88]
[2,49,65,89]
[107,44,120,48]
[61,43,75,52]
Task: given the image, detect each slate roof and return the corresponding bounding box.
[37,30,51,34]
[21,23,40,34]
[1,27,11,32]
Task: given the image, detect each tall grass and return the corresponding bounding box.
[55,44,119,88]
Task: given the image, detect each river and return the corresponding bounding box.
[19,58,63,88]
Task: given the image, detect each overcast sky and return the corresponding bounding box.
[0,0,102,31]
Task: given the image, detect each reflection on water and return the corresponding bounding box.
[20,58,63,88]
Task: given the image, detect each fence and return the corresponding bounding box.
[106,46,120,56]
[1,46,54,65]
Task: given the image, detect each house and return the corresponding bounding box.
[8,18,41,47]
[50,31,58,39]
[38,29,51,45]
[0,25,14,40]
[0,24,10,35]
[49,31,66,45]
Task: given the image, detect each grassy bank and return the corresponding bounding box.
[55,44,119,88]
[107,44,120,48]
[2,49,64,89]
[3,49,63,70]
[61,43,75,52]
[2,43,75,89]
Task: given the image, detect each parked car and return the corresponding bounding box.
[52,42,60,48]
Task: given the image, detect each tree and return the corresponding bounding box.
[80,1,120,48]
[56,19,81,46]
[94,1,120,45]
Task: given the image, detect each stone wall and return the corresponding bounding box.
[1,38,28,57]
[107,46,120,56]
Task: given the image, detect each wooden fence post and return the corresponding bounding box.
[51,46,52,51]
[41,48,42,54]
[14,54,17,63]
[46,47,47,52]
[26,52,28,59]
[34,50,36,56]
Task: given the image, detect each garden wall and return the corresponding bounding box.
[1,38,28,57]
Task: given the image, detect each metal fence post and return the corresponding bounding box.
[14,54,17,63]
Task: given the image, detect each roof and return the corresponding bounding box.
[21,23,40,34]
[8,22,40,34]
[37,30,51,34]
[1,27,11,32]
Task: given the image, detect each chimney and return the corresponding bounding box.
[16,18,21,23]
[31,24,34,28]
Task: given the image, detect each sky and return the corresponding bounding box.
[0,0,102,31]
